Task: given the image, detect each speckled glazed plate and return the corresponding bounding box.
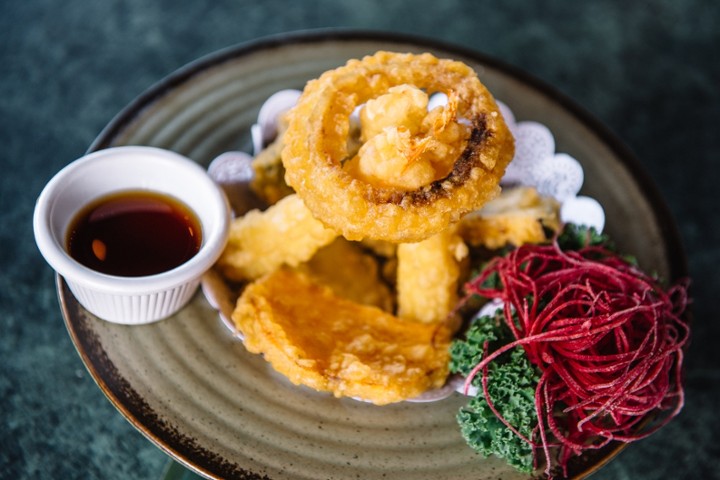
[59,31,686,480]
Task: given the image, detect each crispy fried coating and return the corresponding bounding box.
[359,238,397,259]
[350,86,468,191]
[233,268,452,405]
[459,186,561,249]
[217,194,337,281]
[250,120,295,206]
[298,238,394,311]
[359,84,429,142]
[397,227,468,324]
[282,51,515,243]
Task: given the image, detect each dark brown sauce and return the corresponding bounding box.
[67,190,202,277]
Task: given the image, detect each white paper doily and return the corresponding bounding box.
[496,100,605,232]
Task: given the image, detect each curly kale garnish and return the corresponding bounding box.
[450,311,541,474]
[557,223,639,266]
[450,308,508,376]
[556,223,611,250]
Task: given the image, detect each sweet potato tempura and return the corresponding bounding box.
[233,268,452,405]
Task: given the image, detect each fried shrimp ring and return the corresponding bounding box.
[282,51,515,242]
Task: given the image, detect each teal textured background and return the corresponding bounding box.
[1,1,718,479]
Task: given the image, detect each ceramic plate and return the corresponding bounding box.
[59,31,686,480]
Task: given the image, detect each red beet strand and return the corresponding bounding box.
[463,239,689,478]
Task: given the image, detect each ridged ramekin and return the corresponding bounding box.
[33,146,231,324]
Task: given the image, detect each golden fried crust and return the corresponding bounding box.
[297,238,394,312]
[282,51,515,243]
[459,186,561,249]
[250,121,295,206]
[217,194,337,281]
[397,227,468,324]
[233,268,452,405]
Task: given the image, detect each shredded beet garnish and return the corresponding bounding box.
[463,238,690,478]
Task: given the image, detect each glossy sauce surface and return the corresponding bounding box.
[67,190,202,277]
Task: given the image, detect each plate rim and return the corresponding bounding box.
[60,29,689,480]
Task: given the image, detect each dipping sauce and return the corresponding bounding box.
[67,190,202,277]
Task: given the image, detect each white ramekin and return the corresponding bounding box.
[33,146,231,324]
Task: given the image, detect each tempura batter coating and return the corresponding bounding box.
[217,194,337,281]
[233,268,452,405]
[250,119,295,206]
[397,227,468,324]
[298,238,394,311]
[282,51,515,243]
[459,186,561,249]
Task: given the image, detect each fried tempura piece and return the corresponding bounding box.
[282,51,515,243]
[298,238,394,311]
[233,268,452,405]
[217,194,337,281]
[360,84,429,142]
[360,238,397,258]
[459,186,561,249]
[397,227,468,324]
[351,86,468,191]
[352,85,438,190]
[250,119,295,206]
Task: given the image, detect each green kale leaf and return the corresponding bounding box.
[451,314,541,474]
[556,223,611,251]
[557,223,639,266]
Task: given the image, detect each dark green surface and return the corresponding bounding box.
[2,1,718,479]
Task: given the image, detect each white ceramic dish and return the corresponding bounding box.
[57,31,686,479]
[34,146,231,324]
